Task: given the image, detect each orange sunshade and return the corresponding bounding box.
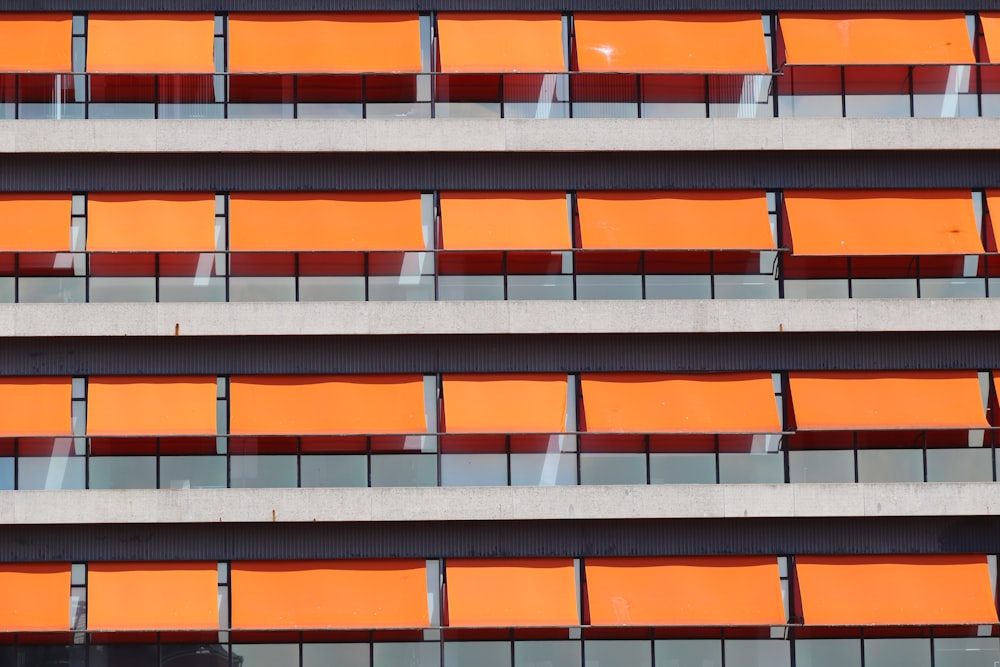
[0,564,71,631]
[577,191,774,251]
[229,193,424,252]
[87,376,217,436]
[789,371,988,430]
[0,377,72,437]
[446,559,578,627]
[440,192,570,250]
[779,13,975,65]
[0,14,72,72]
[232,560,428,629]
[443,374,567,433]
[87,193,216,252]
[88,562,218,631]
[985,190,1000,247]
[87,13,215,73]
[784,190,982,256]
[0,194,72,252]
[229,13,421,73]
[437,13,565,72]
[230,375,427,436]
[586,557,785,626]
[575,13,769,74]
[796,556,999,625]
[983,14,1000,63]
[581,373,781,433]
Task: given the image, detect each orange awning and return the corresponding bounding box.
[788,371,988,430]
[437,13,565,73]
[440,192,571,250]
[231,560,428,629]
[230,375,427,436]
[0,14,72,72]
[229,13,421,73]
[785,190,983,256]
[88,562,218,631]
[983,14,1000,64]
[0,377,72,437]
[446,559,578,627]
[0,194,72,252]
[0,564,70,632]
[779,13,975,65]
[87,377,218,436]
[574,13,769,74]
[580,373,781,433]
[985,190,1000,247]
[229,193,425,252]
[577,191,774,251]
[443,374,567,433]
[87,193,217,252]
[586,557,785,626]
[796,555,999,625]
[87,13,216,73]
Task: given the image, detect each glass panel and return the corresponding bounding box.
[725,640,791,667]
[575,275,642,300]
[368,275,435,301]
[441,453,507,486]
[88,104,156,120]
[719,453,784,483]
[857,449,924,482]
[510,452,577,486]
[714,275,779,299]
[649,453,716,484]
[782,280,849,299]
[370,454,436,487]
[299,276,366,302]
[655,639,722,667]
[445,642,511,667]
[18,277,85,303]
[795,639,861,667]
[438,275,504,301]
[300,454,368,487]
[580,453,645,485]
[18,456,86,490]
[373,642,439,667]
[926,448,994,482]
[934,637,1000,667]
[89,644,158,667]
[229,277,296,302]
[160,455,227,489]
[89,277,155,302]
[0,277,13,303]
[864,638,931,667]
[232,644,298,667]
[788,450,855,483]
[585,640,651,667]
[514,641,580,667]
[89,456,156,489]
[159,277,227,302]
[303,643,370,667]
[920,278,985,298]
[644,275,712,299]
[162,644,230,666]
[0,457,13,490]
[851,279,918,298]
[20,645,86,666]
[845,96,910,118]
[230,455,297,488]
[507,275,573,300]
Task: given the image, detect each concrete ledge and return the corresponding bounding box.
[2,298,1000,337]
[1,117,999,153]
[0,483,996,524]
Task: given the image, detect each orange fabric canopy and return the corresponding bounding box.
[784,190,983,256]
[0,377,72,437]
[87,13,216,73]
[788,371,988,431]
[0,14,72,72]
[0,564,71,631]
[586,557,785,626]
[230,375,427,436]
[983,14,1000,64]
[0,194,72,252]
[796,555,999,625]
[87,193,217,252]
[574,13,769,74]
[231,560,428,629]
[580,373,781,433]
[577,191,774,251]
[443,374,567,433]
[87,376,218,436]
[440,192,571,250]
[437,13,565,73]
[88,562,218,631]
[229,13,421,73]
[446,559,578,627]
[779,13,976,65]
[229,193,425,252]
[985,190,1000,248]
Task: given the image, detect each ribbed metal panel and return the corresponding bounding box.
[0,518,996,561]
[3,333,1000,374]
[5,1,998,10]
[4,152,1000,192]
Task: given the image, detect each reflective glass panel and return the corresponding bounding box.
[934,637,1000,667]
[926,448,994,482]
[18,456,86,490]
[515,641,580,667]
[795,639,861,667]
[725,639,790,667]
[655,639,722,667]
[580,453,645,484]
[510,452,577,486]
[300,454,368,487]
[230,455,297,488]
[857,449,923,482]
[585,640,651,667]
[441,453,507,486]
[160,456,227,489]
[788,450,855,483]
[303,643,370,667]
[232,644,297,667]
[445,642,511,667]
[649,453,716,484]
[374,643,439,667]
[370,454,436,487]
[89,456,156,489]
[719,453,784,483]
[864,639,931,667]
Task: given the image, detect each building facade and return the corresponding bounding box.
[1,2,1000,667]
